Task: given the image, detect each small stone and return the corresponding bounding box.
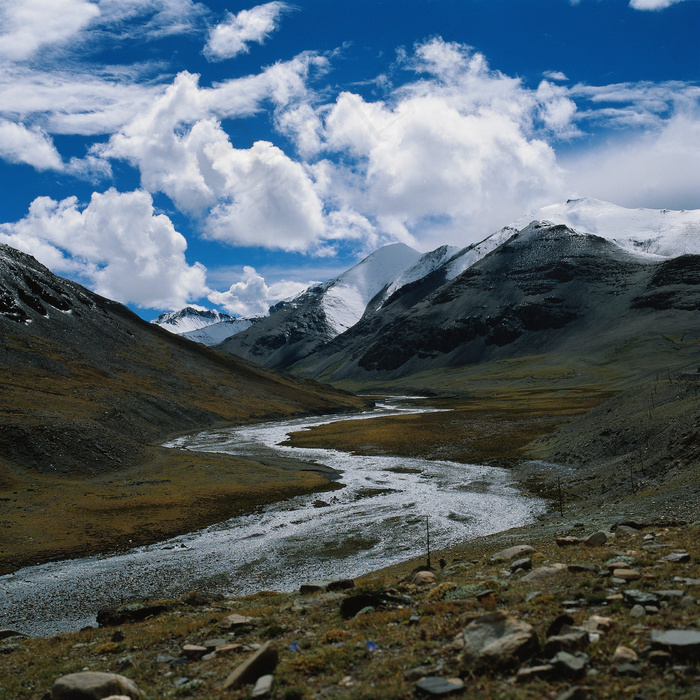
[613,568,641,581]
[218,614,253,630]
[567,563,597,573]
[655,590,684,600]
[648,650,673,665]
[664,552,691,563]
[222,641,278,690]
[521,565,566,582]
[607,560,632,571]
[680,596,697,608]
[215,644,243,655]
[629,604,646,617]
[613,645,638,663]
[299,579,354,594]
[251,674,273,697]
[550,651,588,680]
[543,629,589,656]
[414,571,436,585]
[50,672,143,700]
[182,645,208,660]
[489,545,536,562]
[556,537,581,547]
[623,589,660,607]
[460,612,539,672]
[547,615,575,638]
[650,629,700,661]
[516,664,554,681]
[555,688,589,700]
[615,525,641,538]
[525,591,543,602]
[415,676,465,695]
[403,665,435,682]
[203,638,227,649]
[510,557,532,572]
[615,662,641,677]
[582,615,612,632]
[584,531,608,547]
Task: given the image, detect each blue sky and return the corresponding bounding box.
[0,0,698,320]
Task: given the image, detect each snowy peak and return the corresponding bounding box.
[181,317,258,346]
[511,198,700,258]
[322,243,421,335]
[152,307,234,335]
[384,244,461,300]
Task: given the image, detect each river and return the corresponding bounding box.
[0,400,546,637]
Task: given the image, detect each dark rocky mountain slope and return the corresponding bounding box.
[0,243,366,480]
[286,222,700,385]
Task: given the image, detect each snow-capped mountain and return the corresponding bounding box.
[152,307,234,335]
[181,317,258,346]
[321,243,422,335]
[510,198,700,258]
[218,198,700,377]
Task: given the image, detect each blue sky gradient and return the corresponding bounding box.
[0,0,698,319]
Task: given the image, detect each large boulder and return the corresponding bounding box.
[50,672,143,700]
[459,612,539,672]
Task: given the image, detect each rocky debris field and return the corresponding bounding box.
[0,519,698,699]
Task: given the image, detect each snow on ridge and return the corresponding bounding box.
[322,243,421,336]
[181,317,257,346]
[152,307,233,335]
[385,244,461,299]
[511,198,700,258]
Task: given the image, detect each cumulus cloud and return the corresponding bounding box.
[0,188,208,309]
[207,265,309,316]
[0,120,63,170]
[306,38,571,248]
[204,2,292,61]
[562,110,700,210]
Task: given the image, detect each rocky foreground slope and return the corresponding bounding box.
[1,515,697,699]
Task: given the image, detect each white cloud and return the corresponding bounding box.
[629,0,691,9]
[310,38,569,248]
[208,265,309,316]
[203,140,326,251]
[0,188,208,309]
[544,71,568,82]
[562,110,700,210]
[0,120,63,170]
[204,2,292,61]
[0,0,100,61]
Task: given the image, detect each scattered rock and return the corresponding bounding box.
[299,579,354,594]
[613,568,641,581]
[612,645,638,663]
[96,603,170,627]
[629,605,646,617]
[415,676,465,696]
[218,613,254,630]
[650,629,700,662]
[182,644,208,660]
[542,628,589,656]
[414,571,437,585]
[50,672,143,700]
[664,552,691,563]
[251,674,273,697]
[222,641,278,691]
[622,589,660,607]
[648,650,673,666]
[583,531,608,547]
[459,612,539,672]
[567,563,597,573]
[614,662,641,677]
[489,545,535,562]
[555,537,580,547]
[521,564,566,582]
[615,525,641,538]
[549,651,588,680]
[516,664,553,681]
[555,687,589,700]
[547,615,575,637]
[510,557,532,572]
[403,665,436,682]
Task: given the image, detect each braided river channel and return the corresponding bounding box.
[1,400,546,636]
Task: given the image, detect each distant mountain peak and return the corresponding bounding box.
[152,307,234,334]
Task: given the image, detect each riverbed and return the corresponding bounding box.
[0,400,546,637]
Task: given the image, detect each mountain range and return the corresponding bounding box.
[211,198,700,387]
